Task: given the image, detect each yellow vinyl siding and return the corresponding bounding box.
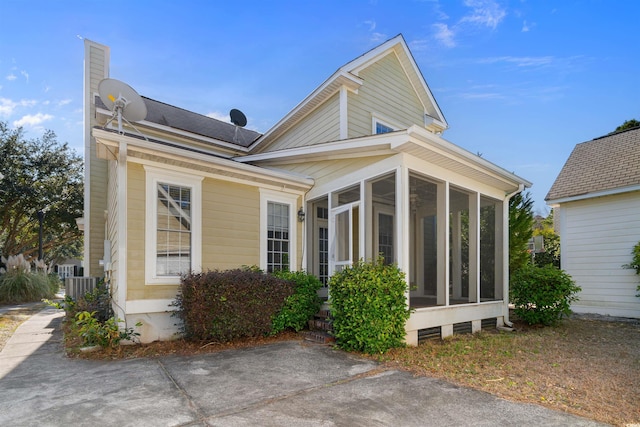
[201,180,261,269]
[87,42,109,276]
[262,92,340,152]
[348,52,424,138]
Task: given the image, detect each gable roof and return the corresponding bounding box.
[96,95,261,148]
[248,34,447,152]
[546,127,640,203]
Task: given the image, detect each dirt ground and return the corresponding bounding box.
[378,314,640,427]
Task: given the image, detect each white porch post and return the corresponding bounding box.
[396,165,410,299]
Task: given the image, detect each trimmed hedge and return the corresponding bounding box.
[330,259,410,354]
[511,265,581,326]
[173,268,294,341]
[271,270,323,334]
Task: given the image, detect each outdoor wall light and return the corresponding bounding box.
[297,207,305,222]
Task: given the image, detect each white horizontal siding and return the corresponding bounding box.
[560,191,640,317]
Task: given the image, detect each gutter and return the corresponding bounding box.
[501,183,526,329]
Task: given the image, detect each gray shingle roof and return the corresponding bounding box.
[546,127,640,201]
[96,95,261,148]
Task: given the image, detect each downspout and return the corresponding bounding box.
[501,183,525,328]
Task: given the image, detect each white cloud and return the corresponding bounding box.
[6,74,16,81]
[20,70,29,83]
[364,20,376,31]
[13,113,53,127]
[206,111,229,122]
[0,97,37,116]
[370,32,388,43]
[477,56,555,68]
[460,0,506,30]
[57,99,72,107]
[522,20,536,32]
[433,23,456,48]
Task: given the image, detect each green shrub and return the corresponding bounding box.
[330,258,410,354]
[74,280,113,321]
[173,268,294,341]
[271,270,323,334]
[511,265,581,326]
[622,240,640,297]
[47,273,62,296]
[74,311,140,348]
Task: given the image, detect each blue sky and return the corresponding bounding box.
[1,0,638,213]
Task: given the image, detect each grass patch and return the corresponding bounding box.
[375,317,640,427]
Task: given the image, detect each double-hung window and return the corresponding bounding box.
[260,189,298,273]
[145,167,202,285]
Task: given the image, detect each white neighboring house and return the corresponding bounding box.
[546,127,640,318]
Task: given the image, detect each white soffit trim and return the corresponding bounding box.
[546,184,640,205]
[236,132,406,164]
[92,128,314,190]
[401,125,532,189]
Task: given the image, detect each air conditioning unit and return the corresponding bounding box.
[64,277,98,299]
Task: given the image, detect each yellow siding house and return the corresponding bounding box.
[84,35,531,344]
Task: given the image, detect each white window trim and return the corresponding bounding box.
[259,189,298,272]
[371,113,402,134]
[145,166,203,285]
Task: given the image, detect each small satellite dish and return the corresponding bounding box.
[98,78,147,134]
[230,108,247,127]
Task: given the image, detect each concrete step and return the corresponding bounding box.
[302,330,335,345]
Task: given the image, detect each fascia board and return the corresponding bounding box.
[546,184,640,206]
[92,128,314,189]
[402,126,532,189]
[237,132,407,164]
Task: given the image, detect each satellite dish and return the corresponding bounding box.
[230,108,247,127]
[98,78,147,134]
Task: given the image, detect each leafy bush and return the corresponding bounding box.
[74,280,113,321]
[74,311,140,348]
[330,258,410,354]
[0,255,53,303]
[173,268,294,341]
[271,270,323,334]
[511,265,581,326]
[622,241,640,297]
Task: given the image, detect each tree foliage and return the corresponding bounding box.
[613,118,640,133]
[509,191,534,278]
[532,210,561,268]
[0,122,83,263]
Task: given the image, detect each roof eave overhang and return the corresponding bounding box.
[400,125,532,192]
[92,127,313,193]
[546,184,640,206]
[248,71,364,151]
[237,126,531,193]
[96,106,251,154]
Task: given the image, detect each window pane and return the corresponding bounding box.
[156,182,192,276]
[267,201,290,272]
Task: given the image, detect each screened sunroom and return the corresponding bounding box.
[302,130,529,345]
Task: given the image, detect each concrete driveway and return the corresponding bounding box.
[0,307,605,426]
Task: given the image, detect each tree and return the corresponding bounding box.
[532,210,561,268]
[0,122,83,264]
[509,191,534,278]
[613,118,640,133]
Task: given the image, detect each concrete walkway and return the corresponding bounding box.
[0,306,606,427]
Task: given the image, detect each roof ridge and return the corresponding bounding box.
[592,125,640,141]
